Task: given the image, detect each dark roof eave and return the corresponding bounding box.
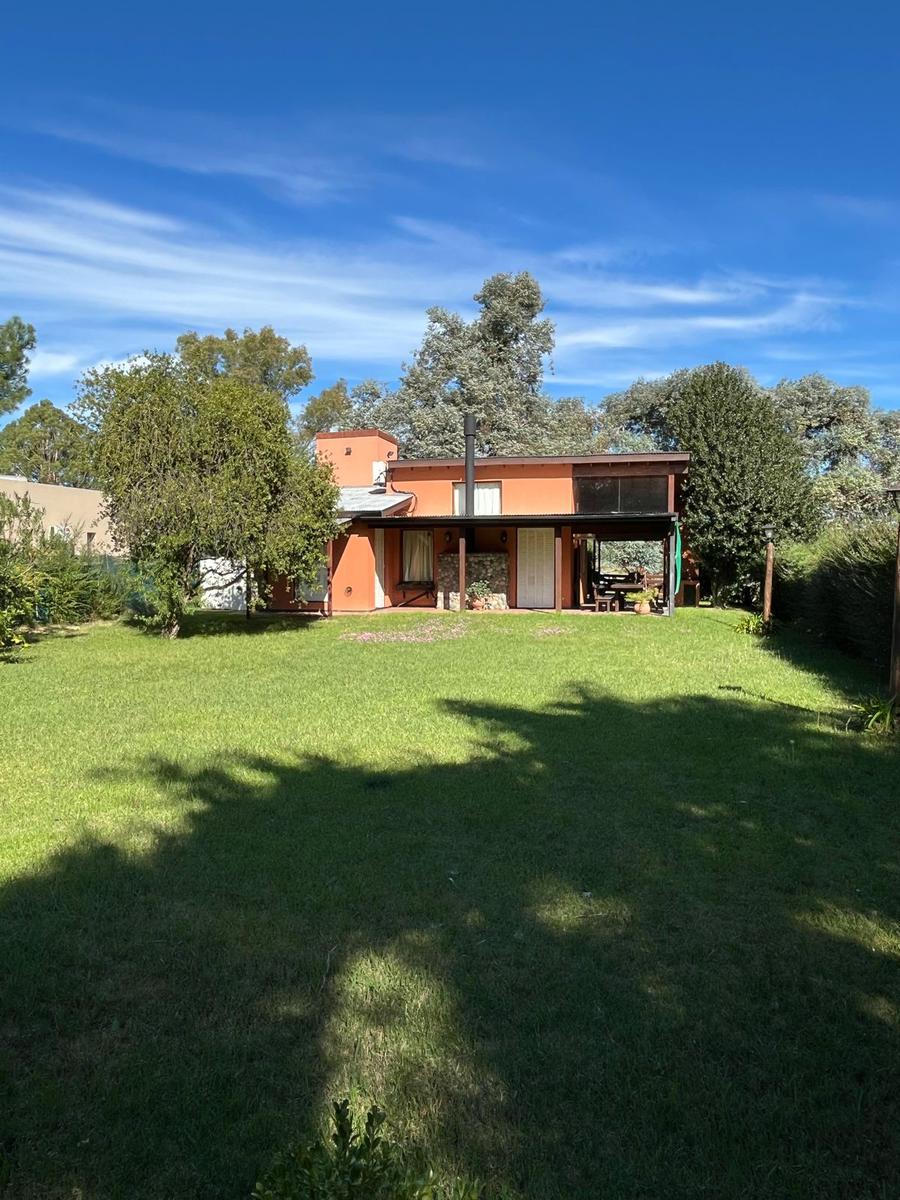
[362,512,680,528]
[388,452,690,470]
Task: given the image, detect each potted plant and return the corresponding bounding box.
[625,588,656,615]
[465,579,492,611]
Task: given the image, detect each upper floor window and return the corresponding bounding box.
[574,475,668,514]
[452,481,501,516]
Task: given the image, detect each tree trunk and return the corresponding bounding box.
[245,564,253,620]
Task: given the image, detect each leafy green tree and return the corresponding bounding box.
[349,273,558,456]
[666,364,818,599]
[295,378,353,450]
[176,326,313,402]
[769,374,899,521]
[0,316,37,416]
[0,399,94,486]
[76,353,339,637]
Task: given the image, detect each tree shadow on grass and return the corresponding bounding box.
[2,691,899,1199]
[759,621,889,703]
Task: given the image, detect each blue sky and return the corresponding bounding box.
[3,0,900,424]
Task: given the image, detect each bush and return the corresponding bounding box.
[0,542,41,649]
[774,521,896,666]
[735,611,772,637]
[253,1100,481,1200]
[0,491,136,641]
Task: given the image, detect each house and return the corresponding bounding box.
[0,476,115,553]
[268,418,691,615]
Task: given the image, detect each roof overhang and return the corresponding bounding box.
[363,512,679,529]
[388,452,690,471]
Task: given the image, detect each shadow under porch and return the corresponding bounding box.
[369,514,682,615]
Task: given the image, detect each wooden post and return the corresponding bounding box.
[762,538,775,624]
[458,531,466,613]
[667,527,677,616]
[890,520,900,700]
[554,526,563,613]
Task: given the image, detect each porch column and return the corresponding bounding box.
[554,525,563,613]
[458,531,466,612]
[667,525,677,616]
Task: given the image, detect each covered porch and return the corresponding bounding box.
[368,513,682,616]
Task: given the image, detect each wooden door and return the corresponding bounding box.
[517,527,554,608]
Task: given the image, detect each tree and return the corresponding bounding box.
[0,316,37,416]
[0,399,94,486]
[176,326,313,402]
[666,364,818,599]
[295,379,353,450]
[76,353,339,637]
[769,374,899,521]
[349,273,558,456]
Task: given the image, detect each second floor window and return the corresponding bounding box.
[575,475,668,513]
[452,481,501,516]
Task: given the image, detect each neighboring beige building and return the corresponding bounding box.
[0,476,116,553]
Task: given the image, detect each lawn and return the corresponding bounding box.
[2,608,899,1200]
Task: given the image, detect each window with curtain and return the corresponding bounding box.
[452,481,502,515]
[402,530,433,581]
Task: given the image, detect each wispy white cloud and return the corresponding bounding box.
[814,193,898,224]
[0,182,849,397]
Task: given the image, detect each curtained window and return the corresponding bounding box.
[452,481,501,515]
[402,530,433,582]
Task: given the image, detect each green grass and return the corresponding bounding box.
[2,609,899,1199]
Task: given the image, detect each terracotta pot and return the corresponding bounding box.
[634,600,652,615]
[469,597,486,611]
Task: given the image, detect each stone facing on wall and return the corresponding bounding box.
[438,551,509,611]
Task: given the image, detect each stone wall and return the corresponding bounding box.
[438,551,509,611]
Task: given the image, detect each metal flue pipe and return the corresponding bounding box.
[464,413,476,517]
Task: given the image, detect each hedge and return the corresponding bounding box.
[773,521,896,667]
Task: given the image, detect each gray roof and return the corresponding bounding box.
[338,486,413,517]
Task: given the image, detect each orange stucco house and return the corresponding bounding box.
[268,420,692,616]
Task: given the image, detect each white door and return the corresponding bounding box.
[374,528,386,608]
[517,527,555,608]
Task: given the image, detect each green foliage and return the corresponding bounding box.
[176,326,314,402]
[465,579,492,602]
[0,542,39,648]
[848,694,897,735]
[0,398,94,485]
[0,315,36,415]
[665,363,818,599]
[296,379,353,449]
[0,492,131,644]
[601,540,663,573]
[340,274,602,457]
[254,1100,481,1200]
[602,368,899,526]
[76,351,339,637]
[774,522,896,667]
[735,611,772,637]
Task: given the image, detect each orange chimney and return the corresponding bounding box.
[315,428,399,488]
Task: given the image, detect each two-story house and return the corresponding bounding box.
[267,419,690,615]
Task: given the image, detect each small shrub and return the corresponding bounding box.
[848,695,898,735]
[253,1099,481,1200]
[735,612,772,637]
[465,579,492,603]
